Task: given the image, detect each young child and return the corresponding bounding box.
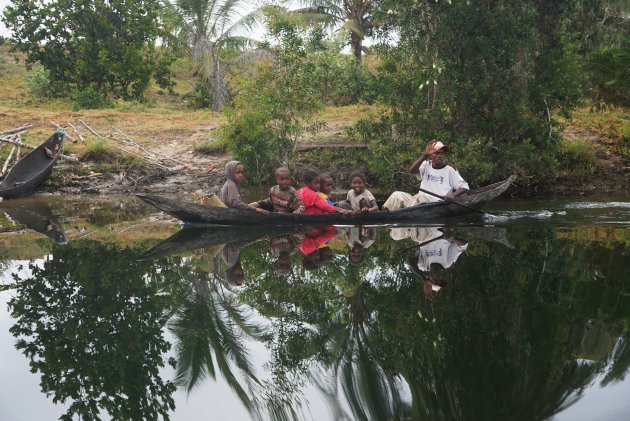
[344,171,378,212]
[318,173,335,206]
[297,170,352,215]
[220,161,269,214]
[252,167,305,214]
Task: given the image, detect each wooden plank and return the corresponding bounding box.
[296,142,368,151]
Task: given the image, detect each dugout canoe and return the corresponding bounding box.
[0,131,65,199]
[138,175,516,226]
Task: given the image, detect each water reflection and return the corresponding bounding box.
[1,200,66,244]
[2,216,630,420]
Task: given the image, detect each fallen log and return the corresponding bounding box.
[0,124,34,136]
[296,142,369,151]
[79,119,103,138]
[1,145,17,177]
[67,122,86,142]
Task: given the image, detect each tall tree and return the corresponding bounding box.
[2,0,173,100]
[294,0,373,60]
[165,0,263,110]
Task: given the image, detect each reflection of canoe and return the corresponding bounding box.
[0,131,64,199]
[141,225,311,260]
[138,176,516,226]
[1,201,67,244]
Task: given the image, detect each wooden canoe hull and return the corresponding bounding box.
[0,132,64,199]
[138,176,516,225]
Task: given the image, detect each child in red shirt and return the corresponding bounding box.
[297,170,352,215]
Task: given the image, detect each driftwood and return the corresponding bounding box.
[0,135,79,163]
[0,124,34,136]
[107,123,187,167]
[1,145,17,177]
[79,119,103,138]
[296,142,369,151]
[67,122,86,142]
[52,122,77,143]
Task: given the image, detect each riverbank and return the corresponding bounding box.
[0,103,626,198]
[1,48,627,197]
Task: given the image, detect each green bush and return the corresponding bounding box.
[221,107,293,184]
[558,138,597,182]
[25,68,64,98]
[73,84,112,110]
[620,123,630,157]
[190,81,212,109]
[586,46,630,107]
[193,136,226,155]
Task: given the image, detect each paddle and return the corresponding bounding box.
[418,187,487,215]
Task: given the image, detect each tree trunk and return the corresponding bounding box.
[351,31,363,61]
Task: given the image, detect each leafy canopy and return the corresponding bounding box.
[2,0,174,100]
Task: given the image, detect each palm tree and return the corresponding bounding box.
[165,0,263,110]
[293,0,373,60]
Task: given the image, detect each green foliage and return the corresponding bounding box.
[365,0,591,186]
[25,68,60,98]
[586,44,630,107]
[221,12,326,184]
[193,136,227,155]
[72,84,112,110]
[558,138,598,182]
[166,0,265,111]
[292,0,374,60]
[620,123,630,156]
[2,0,174,100]
[191,81,213,109]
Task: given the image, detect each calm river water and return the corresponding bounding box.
[1,193,630,421]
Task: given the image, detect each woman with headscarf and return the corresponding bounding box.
[220,161,269,214]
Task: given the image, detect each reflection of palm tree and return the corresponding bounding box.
[169,259,264,412]
[318,277,412,420]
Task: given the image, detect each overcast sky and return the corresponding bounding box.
[0,0,8,37]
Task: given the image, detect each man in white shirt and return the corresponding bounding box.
[383,140,470,210]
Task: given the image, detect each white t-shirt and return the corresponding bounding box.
[346,189,376,211]
[416,240,468,271]
[417,160,469,197]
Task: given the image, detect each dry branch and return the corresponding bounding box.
[52,122,77,143]
[67,122,86,142]
[79,120,103,138]
[0,136,79,162]
[1,145,17,176]
[107,123,188,167]
[0,124,34,136]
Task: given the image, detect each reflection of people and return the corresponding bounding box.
[407,229,468,300]
[299,225,338,256]
[383,140,469,210]
[221,244,245,286]
[299,225,338,270]
[346,227,377,266]
[270,233,305,276]
[389,226,442,243]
